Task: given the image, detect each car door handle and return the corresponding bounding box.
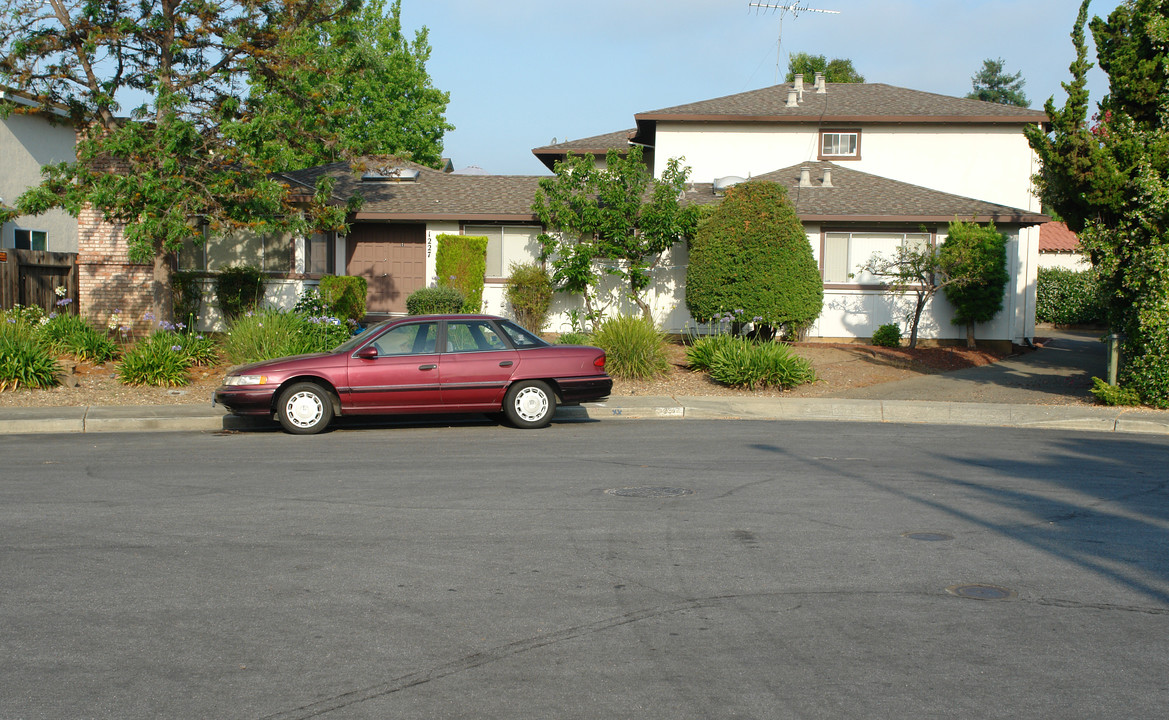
[499,361,513,367]
[418,364,437,370]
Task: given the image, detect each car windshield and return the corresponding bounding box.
[331,320,392,354]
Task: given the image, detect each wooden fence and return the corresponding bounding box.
[0,248,80,314]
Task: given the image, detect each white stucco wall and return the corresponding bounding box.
[0,110,78,252]
[1038,252,1089,270]
[652,121,1041,210]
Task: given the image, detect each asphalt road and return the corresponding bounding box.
[3,420,1167,719]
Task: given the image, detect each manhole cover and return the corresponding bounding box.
[605,487,694,498]
[903,532,954,541]
[946,583,1015,601]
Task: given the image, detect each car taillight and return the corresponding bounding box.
[594,354,606,369]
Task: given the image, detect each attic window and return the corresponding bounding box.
[819,130,860,160]
[362,167,420,182]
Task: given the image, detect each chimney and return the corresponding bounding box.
[821,168,833,187]
[785,87,799,108]
[814,72,826,93]
[794,73,804,101]
[799,166,812,187]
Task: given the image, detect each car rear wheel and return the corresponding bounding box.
[503,380,555,429]
[277,382,334,435]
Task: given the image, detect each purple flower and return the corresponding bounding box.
[56,297,73,306]
[753,316,763,323]
[143,312,155,321]
[171,345,182,352]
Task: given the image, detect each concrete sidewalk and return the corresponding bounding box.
[2,328,1166,436]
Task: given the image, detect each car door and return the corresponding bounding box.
[439,319,518,409]
[343,321,444,414]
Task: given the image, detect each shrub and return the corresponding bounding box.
[296,315,352,353]
[590,315,669,380]
[318,275,367,322]
[406,286,465,315]
[0,322,60,391]
[221,309,311,364]
[117,333,193,387]
[872,323,903,348]
[1036,267,1107,325]
[38,313,120,363]
[171,331,220,367]
[1090,377,1141,406]
[707,338,816,390]
[939,220,1009,345]
[214,265,266,321]
[505,262,554,332]
[685,181,823,333]
[435,233,488,313]
[685,333,740,371]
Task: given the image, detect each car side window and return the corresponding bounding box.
[445,321,508,353]
[370,322,437,356]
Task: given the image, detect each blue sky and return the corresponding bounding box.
[402,0,1126,175]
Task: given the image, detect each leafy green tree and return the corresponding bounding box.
[532,146,699,323]
[939,220,1010,347]
[1025,0,1169,407]
[685,181,822,339]
[785,53,865,83]
[966,58,1031,107]
[238,0,452,170]
[0,0,359,324]
[858,240,947,349]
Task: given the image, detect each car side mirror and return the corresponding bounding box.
[354,346,378,360]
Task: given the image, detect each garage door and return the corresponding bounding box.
[345,224,426,314]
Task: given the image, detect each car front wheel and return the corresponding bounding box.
[277,382,334,435]
[503,380,555,429]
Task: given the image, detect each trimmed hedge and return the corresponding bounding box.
[406,286,466,315]
[1036,267,1106,325]
[436,234,488,313]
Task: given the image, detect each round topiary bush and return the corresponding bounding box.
[685,181,823,334]
[871,323,902,348]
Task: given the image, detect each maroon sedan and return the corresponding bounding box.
[214,315,612,434]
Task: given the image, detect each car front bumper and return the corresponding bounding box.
[213,386,278,416]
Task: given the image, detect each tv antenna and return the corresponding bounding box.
[748,3,841,84]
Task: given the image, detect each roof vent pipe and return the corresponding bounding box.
[814,72,826,93]
[794,73,804,101]
[799,166,812,187]
[821,168,833,187]
[786,88,799,108]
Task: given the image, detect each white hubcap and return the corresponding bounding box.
[286,391,323,428]
[514,387,549,422]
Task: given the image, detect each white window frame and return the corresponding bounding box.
[819,129,861,160]
[821,230,933,286]
[462,225,543,280]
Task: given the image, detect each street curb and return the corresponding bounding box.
[1,397,1166,435]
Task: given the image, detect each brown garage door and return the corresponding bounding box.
[345,224,427,314]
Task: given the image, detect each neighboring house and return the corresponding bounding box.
[78,74,1051,345]
[0,87,78,253]
[1038,221,1088,270]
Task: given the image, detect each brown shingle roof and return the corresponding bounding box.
[281,157,544,221]
[283,157,1046,227]
[636,83,1049,124]
[683,161,1047,225]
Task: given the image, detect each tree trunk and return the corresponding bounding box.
[966,322,977,349]
[151,249,176,327]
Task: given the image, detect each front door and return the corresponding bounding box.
[343,321,443,414]
[345,224,426,314]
